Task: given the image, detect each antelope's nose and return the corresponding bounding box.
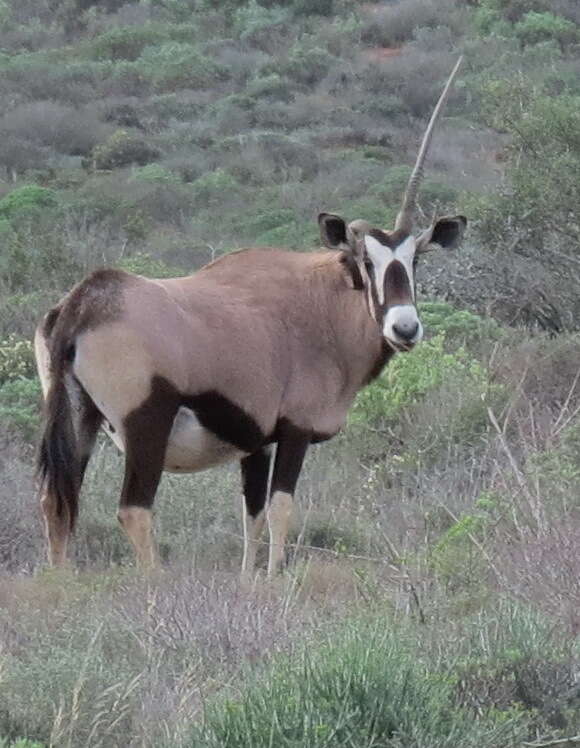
[393,320,419,341]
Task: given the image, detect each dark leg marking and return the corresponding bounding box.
[271,420,311,496]
[241,448,271,518]
[268,420,311,575]
[77,384,103,485]
[121,376,180,510]
[119,377,182,567]
[240,447,271,576]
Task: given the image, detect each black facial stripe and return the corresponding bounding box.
[368,228,411,249]
[364,260,382,320]
[383,260,413,308]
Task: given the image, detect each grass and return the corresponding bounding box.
[190,616,528,748]
[2,564,577,748]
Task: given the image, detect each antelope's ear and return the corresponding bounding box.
[416,215,467,254]
[318,213,358,254]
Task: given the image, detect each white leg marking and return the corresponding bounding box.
[41,492,70,567]
[117,506,158,570]
[267,491,293,576]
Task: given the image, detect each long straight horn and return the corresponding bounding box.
[395,56,463,233]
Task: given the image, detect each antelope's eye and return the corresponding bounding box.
[412,256,419,269]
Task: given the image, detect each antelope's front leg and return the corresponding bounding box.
[267,423,310,576]
[240,447,271,580]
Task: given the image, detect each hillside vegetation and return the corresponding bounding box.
[1,1,580,746]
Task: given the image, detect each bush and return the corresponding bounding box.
[351,334,489,428]
[0,185,57,221]
[476,79,580,260]
[191,168,241,208]
[246,73,293,102]
[282,43,336,86]
[89,25,171,61]
[514,11,577,48]
[360,0,459,47]
[0,377,41,441]
[232,1,289,44]
[138,42,228,92]
[431,503,493,591]
[373,166,458,213]
[117,251,183,278]
[129,163,180,184]
[419,301,503,347]
[0,136,48,178]
[224,132,320,185]
[0,335,35,384]
[191,618,525,747]
[0,101,111,157]
[91,129,160,170]
[0,291,51,338]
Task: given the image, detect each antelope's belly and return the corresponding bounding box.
[163,406,245,472]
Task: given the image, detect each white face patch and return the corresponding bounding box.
[363,234,422,348]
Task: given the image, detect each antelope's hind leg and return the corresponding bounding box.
[267,424,310,576]
[41,387,102,567]
[118,380,179,570]
[240,447,271,580]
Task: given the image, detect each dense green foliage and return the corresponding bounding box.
[192,618,526,747]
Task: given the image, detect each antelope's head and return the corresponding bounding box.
[319,58,466,354]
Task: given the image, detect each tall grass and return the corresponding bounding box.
[190,616,528,748]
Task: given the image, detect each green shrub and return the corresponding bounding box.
[373,166,458,213]
[0,376,41,440]
[129,163,180,184]
[351,334,488,427]
[476,80,580,255]
[474,5,510,36]
[191,618,525,747]
[191,169,240,208]
[139,42,228,92]
[291,0,334,17]
[246,73,293,102]
[0,291,50,338]
[89,25,171,61]
[0,335,35,384]
[526,419,580,514]
[117,251,184,279]
[514,11,577,48]
[237,208,295,236]
[263,38,337,87]
[232,1,289,42]
[431,508,490,589]
[419,301,503,346]
[0,186,57,221]
[92,130,160,170]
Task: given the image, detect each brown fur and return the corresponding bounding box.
[35,248,392,568]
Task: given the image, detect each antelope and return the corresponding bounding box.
[35,59,466,575]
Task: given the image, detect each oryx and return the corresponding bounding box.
[35,58,466,575]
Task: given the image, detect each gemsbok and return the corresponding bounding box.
[35,58,466,575]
